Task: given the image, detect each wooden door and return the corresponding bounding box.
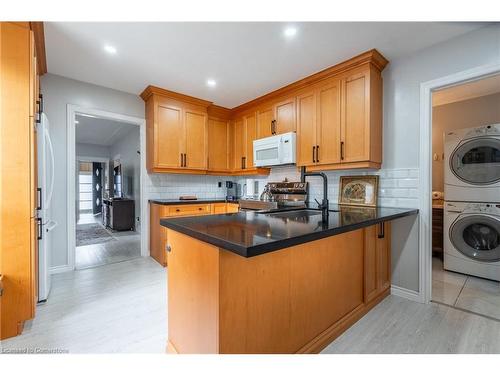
[157,104,183,168]
[363,225,378,303]
[245,113,257,169]
[274,98,296,135]
[317,79,341,165]
[184,109,207,170]
[150,204,168,266]
[208,118,229,172]
[341,70,370,163]
[296,91,316,166]
[232,118,245,170]
[256,107,273,139]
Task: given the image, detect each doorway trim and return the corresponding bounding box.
[419,62,500,303]
[65,105,147,273]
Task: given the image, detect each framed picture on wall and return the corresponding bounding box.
[339,175,379,207]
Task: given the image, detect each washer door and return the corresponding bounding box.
[449,138,500,185]
[450,214,500,262]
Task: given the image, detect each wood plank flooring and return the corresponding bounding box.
[2,256,499,353]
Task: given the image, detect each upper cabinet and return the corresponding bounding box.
[297,55,386,171]
[142,87,210,174]
[273,97,296,135]
[142,49,387,175]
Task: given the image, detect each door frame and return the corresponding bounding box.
[419,62,500,303]
[65,105,147,272]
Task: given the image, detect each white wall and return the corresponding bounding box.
[432,92,500,192]
[110,127,141,232]
[41,74,145,268]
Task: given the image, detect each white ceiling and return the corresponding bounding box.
[45,22,489,108]
[433,73,500,106]
[75,114,138,146]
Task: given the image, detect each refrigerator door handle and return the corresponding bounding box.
[37,218,43,240]
[45,126,55,210]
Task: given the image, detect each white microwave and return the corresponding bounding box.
[253,132,296,167]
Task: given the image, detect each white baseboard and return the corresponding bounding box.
[49,264,74,274]
[391,285,423,303]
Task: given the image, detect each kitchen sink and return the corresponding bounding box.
[262,209,324,219]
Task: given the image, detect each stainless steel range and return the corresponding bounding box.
[239,181,308,211]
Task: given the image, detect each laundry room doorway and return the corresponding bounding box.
[428,73,500,320]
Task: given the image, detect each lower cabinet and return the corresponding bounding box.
[364,222,391,303]
[149,202,240,266]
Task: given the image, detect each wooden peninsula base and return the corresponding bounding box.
[166,222,391,354]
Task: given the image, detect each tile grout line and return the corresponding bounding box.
[432,300,500,324]
[453,276,468,306]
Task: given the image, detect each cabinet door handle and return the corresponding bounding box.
[180,153,183,167]
[316,145,320,163]
[184,153,187,167]
[37,217,43,240]
[312,146,316,163]
[271,120,276,135]
[37,187,42,210]
[166,244,171,253]
[175,208,180,212]
[243,156,246,169]
[340,141,345,160]
[378,222,385,239]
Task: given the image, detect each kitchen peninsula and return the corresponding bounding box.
[160,205,418,354]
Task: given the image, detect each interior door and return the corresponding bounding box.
[208,118,229,171]
[317,79,341,165]
[450,138,500,185]
[296,91,316,166]
[157,104,183,168]
[256,107,274,139]
[341,70,370,163]
[92,162,103,215]
[184,109,207,169]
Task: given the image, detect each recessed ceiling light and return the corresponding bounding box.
[283,27,297,38]
[103,45,117,54]
[206,79,217,88]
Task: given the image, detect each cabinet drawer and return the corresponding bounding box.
[167,204,212,217]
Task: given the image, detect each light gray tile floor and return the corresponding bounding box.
[432,257,500,320]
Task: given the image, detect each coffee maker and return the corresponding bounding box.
[225,181,241,201]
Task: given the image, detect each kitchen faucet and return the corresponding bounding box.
[300,166,329,222]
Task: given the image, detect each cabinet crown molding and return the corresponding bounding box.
[231,49,388,114]
[140,85,213,108]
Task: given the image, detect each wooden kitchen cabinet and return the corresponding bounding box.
[364,222,391,303]
[142,86,211,174]
[273,97,296,135]
[207,118,231,173]
[1,22,43,340]
[256,107,274,139]
[149,202,240,267]
[232,113,259,171]
[298,63,384,171]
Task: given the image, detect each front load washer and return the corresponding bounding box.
[444,201,500,281]
[444,123,500,202]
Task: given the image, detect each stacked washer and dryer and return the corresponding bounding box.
[443,123,500,281]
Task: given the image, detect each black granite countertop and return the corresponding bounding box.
[160,204,418,257]
[149,198,238,205]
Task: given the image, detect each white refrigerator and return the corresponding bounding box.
[37,112,57,302]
